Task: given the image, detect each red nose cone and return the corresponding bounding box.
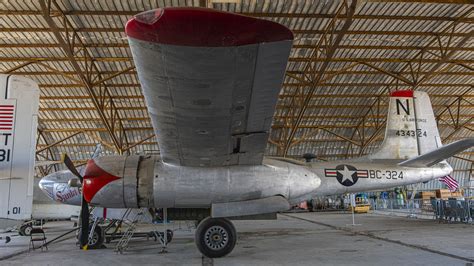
[82,159,120,203]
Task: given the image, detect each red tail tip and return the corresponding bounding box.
[390,90,414,98]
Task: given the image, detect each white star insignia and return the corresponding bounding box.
[338,165,356,184]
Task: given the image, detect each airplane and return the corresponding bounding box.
[37,7,473,258]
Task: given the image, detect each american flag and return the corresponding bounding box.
[0,105,15,131]
[439,175,459,192]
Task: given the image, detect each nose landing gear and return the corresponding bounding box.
[195,217,237,258]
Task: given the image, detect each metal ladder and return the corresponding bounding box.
[115,209,143,254]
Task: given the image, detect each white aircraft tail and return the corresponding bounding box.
[370,90,442,160]
[0,75,39,221]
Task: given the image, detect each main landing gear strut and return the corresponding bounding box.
[195,217,237,258]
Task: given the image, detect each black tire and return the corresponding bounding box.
[78,225,104,249]
[166,229,173,243]
[195,217,237,258]
[19,224,33,236]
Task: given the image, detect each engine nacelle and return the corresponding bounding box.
[83,155,155,208]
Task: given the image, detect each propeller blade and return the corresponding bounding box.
[61,153,83,181]
[60,153,90,249]
[79,196,90,249]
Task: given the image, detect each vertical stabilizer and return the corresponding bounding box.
[370,90,441,160]
[0,75,39,220]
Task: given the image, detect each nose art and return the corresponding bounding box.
[39,175,55,199]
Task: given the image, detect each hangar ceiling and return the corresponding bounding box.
[0,0,472,178]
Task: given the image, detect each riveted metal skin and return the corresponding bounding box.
[311,160,452,197]
[123,155,140,208]
[137,156,155,207]
[153,158,320,208]
[76,155,322,209]
[86,155,155,208]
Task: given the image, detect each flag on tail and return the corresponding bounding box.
[438,175,459,192]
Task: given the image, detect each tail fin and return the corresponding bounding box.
[0,75,39,220]
[370,90,442,160]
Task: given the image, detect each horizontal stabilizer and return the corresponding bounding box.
[399,138,474,167]
[211,196,290,218]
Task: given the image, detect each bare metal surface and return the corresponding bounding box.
[211,196,290,218]
[128,38,292,166]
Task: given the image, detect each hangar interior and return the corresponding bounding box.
[1,0,472,186]
[0,0,473,265]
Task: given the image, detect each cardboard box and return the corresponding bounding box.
[421,191,436,199]
[450,192,463,198]
[436,189,451,199]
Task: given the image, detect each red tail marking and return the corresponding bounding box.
[390,90,414,98]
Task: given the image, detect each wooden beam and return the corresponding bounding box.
[121,134,156,153]
[2,10,473,23]
[39,0,129,153]
[36,131,83,154]
[1,56,472,64]
[2,43,473,52]
[283,0,359,156]
[3,27,471,37]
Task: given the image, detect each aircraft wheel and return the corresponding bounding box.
[195,217,237,258]
[19,224,33,236]
[165,229,173,243]
[78,225,104,249]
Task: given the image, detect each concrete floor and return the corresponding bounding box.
[1,212,473,265]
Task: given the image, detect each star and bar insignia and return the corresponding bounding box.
[325,164,368,186]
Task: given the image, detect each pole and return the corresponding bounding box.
[351,194,356,225]
[347,193,360,226]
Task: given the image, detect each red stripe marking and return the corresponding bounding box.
[126,7,294,47]
[0,120,12,123]
[390,90,414,98]
[0,128,12,130]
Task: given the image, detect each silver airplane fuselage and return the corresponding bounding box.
[40,155,451,210]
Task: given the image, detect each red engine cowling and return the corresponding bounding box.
[83,155,155,208]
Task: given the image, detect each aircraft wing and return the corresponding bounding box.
[399,138,474,167]
[126,8,293,166]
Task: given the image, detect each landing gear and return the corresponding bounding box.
[19,224,33,236]
[195,217,237,258]
[78,224,104,249]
